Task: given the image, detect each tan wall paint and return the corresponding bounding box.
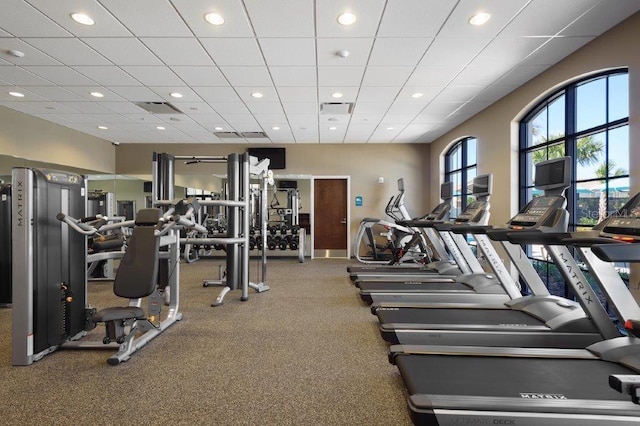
[0,105,116,173]
[115,143,431,241]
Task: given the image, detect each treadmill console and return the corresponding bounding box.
[455,200,487,224]
[509,196,564,228]
[600,194,640,240]
[422,202,451,221]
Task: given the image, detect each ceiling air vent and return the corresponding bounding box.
[240,131,268,138]
[134,102,183,114]
[320,102,354,115]
[213,131,243,138]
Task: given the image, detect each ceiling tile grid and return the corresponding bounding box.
[0,0,637,144]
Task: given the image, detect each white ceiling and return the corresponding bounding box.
[0,0,638,145]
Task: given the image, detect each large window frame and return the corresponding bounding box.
[444,137,477,219]
[519,69,630,301]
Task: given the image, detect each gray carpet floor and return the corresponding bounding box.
[0,258,411,425]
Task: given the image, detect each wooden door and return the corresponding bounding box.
[314,178,348,257]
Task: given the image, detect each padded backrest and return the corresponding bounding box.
[113,209,161,299]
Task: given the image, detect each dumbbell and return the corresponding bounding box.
[291,225,299,235]
[267,236,277,250]
[249,236,256,250]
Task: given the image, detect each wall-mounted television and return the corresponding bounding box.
[247,147,286,170]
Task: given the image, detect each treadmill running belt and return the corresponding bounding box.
[396,354,635,401]
[359,281,470,292]
[377,308,544,326]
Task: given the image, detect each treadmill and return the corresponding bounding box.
[357,174,527,305]
[348,181,461,277]
[387,195,640,425]
[374,157,616,347]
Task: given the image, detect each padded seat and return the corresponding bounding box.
[93,306,145,323]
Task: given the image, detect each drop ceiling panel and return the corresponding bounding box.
[378,0,457,37]
[58,101,113,114]
[244,0,314,37]
[245,102,284,115]
[82,38,162,66]
[318,66,365,86]
[362,66,414,87]
[432,86,482,103]
[501,0,600,37]
[368,38,432,66]
[419,37,491,67]
[259,39,317,66]
[0,66,57,85]
[423,101,466,115]
[219,66,273,87]
[171,66,229,87]
[188,113,224,124]
[211,103,251,115]
[410,111,450,124]
[22,65,96,85]
[26,0,133,37]
[438,0,530,38]
[17,86,78,102]
[0,39,61,65]
[193,87,242,103]
[171,0,254,37]
[141,38,214,66]
[147,86,203,103]
[316,38,374,66]
[109,86,164,102]
[120,66,184,86]
[282,102,318,115]
[356,86,400,103]
[174,102,217,114]
[100,0,192,37]
[351,102,391,115]
[254,113,287,123]
[318,87,358,102]
[405,66,461,87]
[494,66,550,87]
[270,67,317,87]
[200,38,264,66]
[100,101,148,114]
[316,0,385,38]
[519,37,595,66]
[561,0,640,36]
[72,66,141,86]
[286,113,318,125]
[472,85,518,103]
[276,87,318,103]
[450,65,505,86]
[469,37,550,69]
[395,124,436,142]
[234,86,279,102]
[0,0,70,37]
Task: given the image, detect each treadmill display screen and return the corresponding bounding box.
[440,181,453,200]
[534,157,570,190]
[472,174,492,197]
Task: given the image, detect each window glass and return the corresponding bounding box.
[575,132,605,181]
[576,77,606,132]
[547,95,565,140]
[529,108,547,146]
[467,138,477,165]
[608,125,629,177]
[609,73,629,122]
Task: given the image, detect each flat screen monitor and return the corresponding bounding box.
[534,156,571,191]
[440,181,453,200]
[247,147,286,170]
[472,174,492,197]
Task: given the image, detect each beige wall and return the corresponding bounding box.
[0,105,116,173]
[114,143,431,241]
[426,13,640,296]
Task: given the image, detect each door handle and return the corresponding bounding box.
[340,218,347,224]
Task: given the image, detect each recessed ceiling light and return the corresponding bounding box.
[9,91,24,97]
[7,49,25,58]
[170,92,183,98]
[336,50,349,58]
[272,126,280,130]
[251,92,263,98]
[70,13,95,26]
[90,91,104,98]
[214,127,223,131]
[469,12,491,26]
[411,92,424,98]
[204,13,225,26]
[156,126,166,130]
[97,126,108,130]
[331,92,343,99]
[328,126,337,130]
[386,127,395,130]
[337,12,357,26]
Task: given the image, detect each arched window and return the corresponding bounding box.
[444,137,477,218]
[519,69,629,297]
